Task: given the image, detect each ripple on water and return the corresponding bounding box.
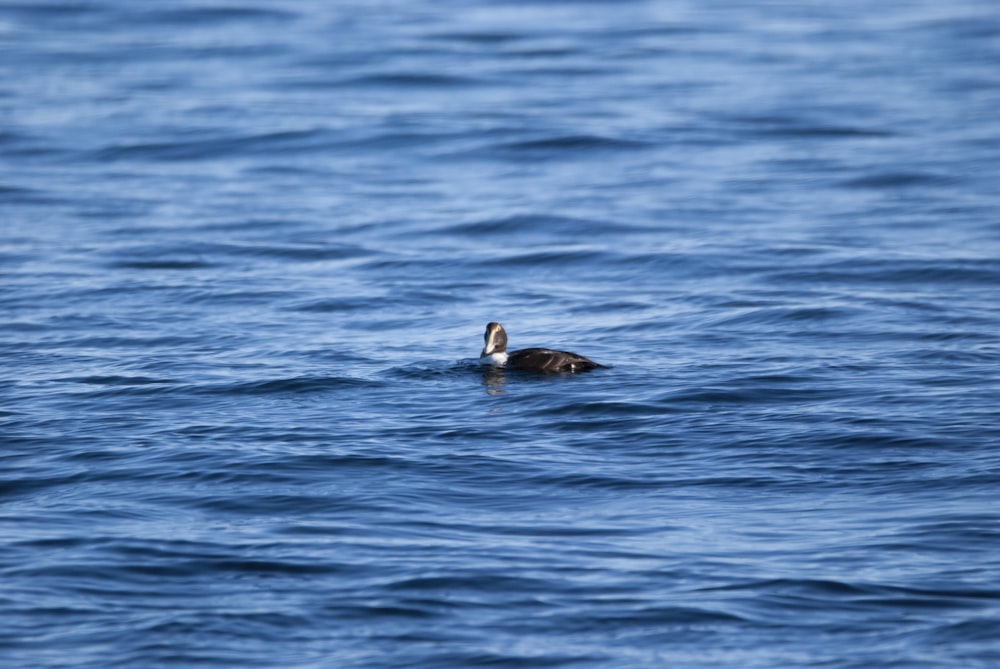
[2,1,1000,668]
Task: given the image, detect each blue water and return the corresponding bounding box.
[3,1,1000,667]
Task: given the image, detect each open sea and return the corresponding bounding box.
[2,1,999,667]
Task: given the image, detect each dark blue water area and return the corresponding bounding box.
[2,0,1000,667]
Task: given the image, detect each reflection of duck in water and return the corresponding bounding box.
[479,322,608,373]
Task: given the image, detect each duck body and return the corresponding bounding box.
[479,322,607,373]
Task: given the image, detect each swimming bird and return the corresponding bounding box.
[479,322,607,373]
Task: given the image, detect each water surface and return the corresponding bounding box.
[2,1,999,667]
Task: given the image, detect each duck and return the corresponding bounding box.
[479,322,607,373]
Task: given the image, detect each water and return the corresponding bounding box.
[2,1,999,667]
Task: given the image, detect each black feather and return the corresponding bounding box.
[507,348,607,373]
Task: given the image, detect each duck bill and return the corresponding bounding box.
[481,332,498,357]
[481,323,502,357]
